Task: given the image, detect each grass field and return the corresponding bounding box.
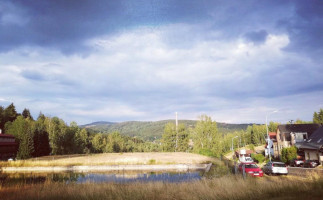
[0,152,217,167]
[0,173,322,200]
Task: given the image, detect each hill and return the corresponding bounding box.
[81,120,252,141]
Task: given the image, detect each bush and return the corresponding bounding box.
[281,146,297,164]
[199,149,215,157]
[251,153,265,163]
[148,159,156,164]
[249,144,255,151]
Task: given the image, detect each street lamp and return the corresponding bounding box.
[266,110,278,162]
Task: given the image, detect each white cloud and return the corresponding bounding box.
[0,24,321,124]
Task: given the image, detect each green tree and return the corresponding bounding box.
[0,106,4,130]
[176,124,189,152]
[313,109,323,125]
[32,114,51,157]
[91,133,107,153]
[45,117,73,155]
[191,115,222,157]
[105,132,125,153]
[247,124,266,145]
[268,121,279,132]
[5,116,34,159]
[22,108,33,120]
[75,128,91,154]
[161,123,177,152]
[3,103,18,129]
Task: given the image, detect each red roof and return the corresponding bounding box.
[0,134,15,138]
[269,132,277,136]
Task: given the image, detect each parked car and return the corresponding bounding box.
[303,160,319,168]
[238,162,263,177]
[239,156,254,163]
[263,162,288,175]
[290,159,304,167]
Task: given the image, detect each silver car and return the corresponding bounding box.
[263,162,288,175]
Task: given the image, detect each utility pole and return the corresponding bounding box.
[175,112,178,152]
[266,110,278,162]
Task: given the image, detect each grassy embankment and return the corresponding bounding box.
[0,172,322,200]
[0,152,217,167]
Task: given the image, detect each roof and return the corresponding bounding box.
[277,124,320,137]
[0,142,18,146]
[269,132,277,136]
[235,149,254,154]
[299,126,323,151]
[0,134,15,138]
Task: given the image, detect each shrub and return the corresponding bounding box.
[251,153,265,163]
[249,144,255,151]
[281,146,297,164]
[198,149,215,157]
[148,159,156,164]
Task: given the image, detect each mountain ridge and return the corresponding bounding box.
[81,120,254,141]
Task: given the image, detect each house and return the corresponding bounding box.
[299,126,323,165]
[274,124,320,158]
[0,130,18,160]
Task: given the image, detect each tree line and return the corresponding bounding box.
[160,115,279,157]
[1,103,322,160]
[0,103,160,159]
[161,108,323,157]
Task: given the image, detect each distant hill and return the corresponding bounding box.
[81,120,252,141]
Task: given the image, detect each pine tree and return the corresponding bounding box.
[22,108,33,120]
[4,103,18,121]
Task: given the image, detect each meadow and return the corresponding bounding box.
[0,173,322,200]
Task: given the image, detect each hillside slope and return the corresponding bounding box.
[82,120,252,141]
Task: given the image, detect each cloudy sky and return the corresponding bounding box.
[0,0,322,125]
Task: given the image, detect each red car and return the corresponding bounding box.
[238,162,263,177]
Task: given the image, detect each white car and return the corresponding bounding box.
[239,156,254,163]
[263,162,288,175]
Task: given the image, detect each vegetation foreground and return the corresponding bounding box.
[0,174,322,200]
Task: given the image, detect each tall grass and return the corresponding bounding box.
[0,174,322,200]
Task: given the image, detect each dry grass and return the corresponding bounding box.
[0,152,216,167]
[0,174,322,200]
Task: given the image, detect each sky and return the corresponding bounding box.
[0,0,322,125]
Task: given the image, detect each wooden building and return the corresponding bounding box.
[0,130,18,160]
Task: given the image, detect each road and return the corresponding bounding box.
[287,166,323,176]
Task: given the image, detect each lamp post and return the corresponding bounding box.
[266,110,278,162]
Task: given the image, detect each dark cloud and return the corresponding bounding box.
[280,0,323,60]
[0,0,214,54]
[1,0,321,59]
[244,30,268,45]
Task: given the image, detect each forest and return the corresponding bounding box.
[1,103,322,160]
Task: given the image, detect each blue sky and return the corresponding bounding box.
[0,0,322,124]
